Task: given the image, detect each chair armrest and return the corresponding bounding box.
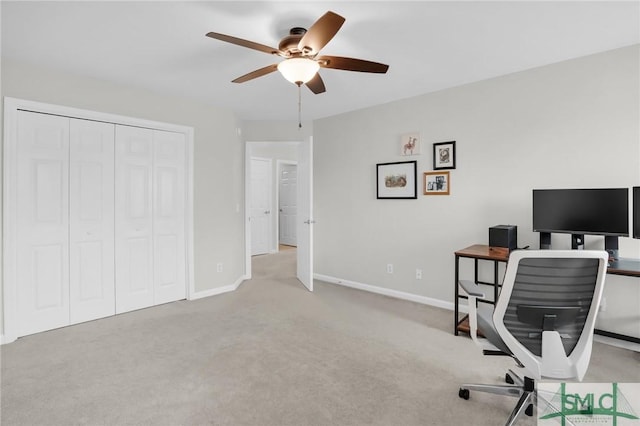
[459,280,485,298]
[458,280,484,346]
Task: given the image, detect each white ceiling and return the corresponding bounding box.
[3,1,639,122]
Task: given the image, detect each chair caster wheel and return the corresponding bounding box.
[459,388,470,400]
[525,404,533,417]
[505,373,514,384]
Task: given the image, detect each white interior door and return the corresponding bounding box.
[296,138,313,291]
[279,163,297,247]
[153,130,187,304]
[16,111,71,337]
[69,119,116,324]
[115,125,154,313]
[250,157,272,256]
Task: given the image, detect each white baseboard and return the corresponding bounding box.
[594,334,640,352]
[190,275,247,300]
[314,273,463,312]
[313,275,638,352]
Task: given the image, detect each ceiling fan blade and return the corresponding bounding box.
[305,73,326,94]
[298,11,345,55]
[318,55,389,73]
[232,64,279,83]
[206,32,280,56]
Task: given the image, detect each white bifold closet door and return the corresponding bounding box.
[16,112,71,337]
[115,126,186,314]
[69,119,116,324]
[16,112,115,336]
[15,110,187,338]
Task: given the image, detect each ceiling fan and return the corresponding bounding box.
[206,11,389,94]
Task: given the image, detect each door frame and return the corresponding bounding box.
[244,141,307,279]
[2,97,195,344]
[276,160,298,248]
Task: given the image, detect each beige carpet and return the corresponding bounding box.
[1,249,638,425]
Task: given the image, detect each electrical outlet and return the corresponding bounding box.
[599,297,607,312]
[217,263,223,273]
[386,264,394,274]
[416,269,422,279]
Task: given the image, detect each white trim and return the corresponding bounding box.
[3,100,19,344]
[190,276,247,300]
[186,127,195,305]
[2,97,195,343]
[594,334,640,352]
[244,144,252,279]
[313,273,459,312]
[4,97,191,134]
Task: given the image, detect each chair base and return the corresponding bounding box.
[459,369,535,426]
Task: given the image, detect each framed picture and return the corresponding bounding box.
[376,161,417,199]
[400,132,420,156]
[433,141,456,170]
[423,171,450,195]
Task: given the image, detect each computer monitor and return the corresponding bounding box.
[533,188,629,254]
[634,187,640,239]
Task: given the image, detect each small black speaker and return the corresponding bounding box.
[489,225,517,251]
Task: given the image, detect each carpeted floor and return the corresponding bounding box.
[1,249,638,425]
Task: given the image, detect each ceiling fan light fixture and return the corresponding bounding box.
[277,58,320,85]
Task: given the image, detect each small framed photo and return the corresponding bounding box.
[423,171,450,195]
[400,132,420,156]
[433,141,456,170]
[376,161,417,199]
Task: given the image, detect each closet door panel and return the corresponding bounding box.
[16,111,70,337]
[115,126,154,313]
[153,131,187,304]
[69,119,116,324]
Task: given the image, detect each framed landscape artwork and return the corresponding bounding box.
[376,161,417,199]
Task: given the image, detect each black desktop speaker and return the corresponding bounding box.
[489,225,518,251]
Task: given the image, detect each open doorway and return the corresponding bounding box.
[245,140,314,291]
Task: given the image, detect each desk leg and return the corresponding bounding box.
[494,260,499,303]
[454,255,460,335]
[474,259,479,283]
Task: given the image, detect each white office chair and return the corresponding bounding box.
[458,249,608,426]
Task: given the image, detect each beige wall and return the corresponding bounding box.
[314,45,640,338]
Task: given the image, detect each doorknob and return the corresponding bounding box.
[304,219,316,224]
[264,210,270,214]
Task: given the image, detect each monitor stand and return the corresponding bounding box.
[539,232,551,250]
[571,234,585,250]
[604,236,619,260]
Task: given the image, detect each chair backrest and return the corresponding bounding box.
[493,250,608,381]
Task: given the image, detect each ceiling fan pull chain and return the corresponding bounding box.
[297,83,303,129]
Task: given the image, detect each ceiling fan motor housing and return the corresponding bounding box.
[278,27,308,56]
